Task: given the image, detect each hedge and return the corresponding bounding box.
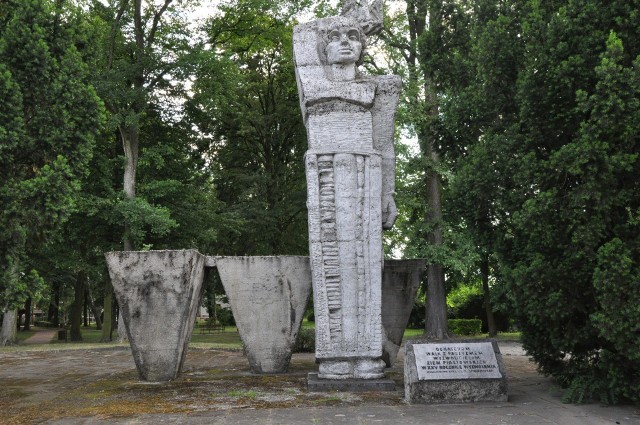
[448,319,482,336]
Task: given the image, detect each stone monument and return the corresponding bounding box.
[381,259,426,367]
[105,250,205,382]
[404,338,509,403]
[214,256,312,374]
[294,0,401,383]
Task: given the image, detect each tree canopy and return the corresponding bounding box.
[0,0,104,311]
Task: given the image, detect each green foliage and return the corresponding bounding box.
[0,0,104,309]
[293,327,315,353]
[447,281,511,333]
[215,307,236,327]
[438,0,640,403]
[407,299,426,329]
[448,319,482,336]
[188,1,308,255]
[446,282,482,310]
[578,235,640,404]
[114,197,177,249]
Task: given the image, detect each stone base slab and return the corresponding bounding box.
[307,373,395,392]
[406,379,508,403]
[404,339,508,404]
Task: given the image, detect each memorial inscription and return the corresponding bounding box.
[405,339,508,403]
[413,342,502,380]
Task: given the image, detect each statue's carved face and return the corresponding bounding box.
[325,27,362,65]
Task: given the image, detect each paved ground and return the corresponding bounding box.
[0,341,639,424]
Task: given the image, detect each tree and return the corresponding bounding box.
[378,0,476,339]
[499,2,639,403]
[90,0,202,340]
[0,0,104,345]
[91,0,193,251]
[439,0,640,402]
[187,0,309,255]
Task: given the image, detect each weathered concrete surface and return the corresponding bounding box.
[215,256,312,374]
[404,338,508,404]
[307,372,395,392]
[381,259,426,367]
[105,250,205,382]
[294,1,401,381]
[3,341,638,424]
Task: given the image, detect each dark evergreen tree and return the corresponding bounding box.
[0,0,104,345]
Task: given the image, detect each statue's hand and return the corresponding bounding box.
[382,195,398,230]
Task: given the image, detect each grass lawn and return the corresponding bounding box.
[39,323,245,350]
[16,329,37,343]
[403,328,521,342]
[190,326,243,349]
[3,320,520,353]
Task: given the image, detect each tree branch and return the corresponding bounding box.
[147,0,173,49]
[108,0,130,71]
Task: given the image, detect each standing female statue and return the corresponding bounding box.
[294,0,401,380]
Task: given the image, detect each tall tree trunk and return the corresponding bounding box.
[481,254,497,337]
[423,72,449,339]
[23,297,32,331]
[424,146,448,339]
[118,126,139,344]
[83,291,89,327]
[111,295,118,339]
[396,0,449,340]
[47,301,55,323]
[423,187,450,339]
[85,285,102,331]
[203,269,217,321]
[101,274,114,342]
[121,126,139,252]
[50,282,60,327]
[0,309,18,346]
[70,273,85,341]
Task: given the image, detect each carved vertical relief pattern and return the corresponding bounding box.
[368,155,383,354]
[356,155,367,351]
[318,155,342,343]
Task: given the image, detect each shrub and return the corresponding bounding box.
[216,307,235,327]
[448,283,511,333]
[448,319,482,336]
[407,300,426,329]
[293,328,315,353]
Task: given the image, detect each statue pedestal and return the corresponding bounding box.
[307,373,395,392]
[404,339,508,403]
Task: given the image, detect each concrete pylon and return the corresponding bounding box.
[381,259,426,367]
[105,250,205,382]
[215,256,312,374]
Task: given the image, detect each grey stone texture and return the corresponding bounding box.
[404,338,509,403]
[307,372,395,392]
[294,1,401,381]
[104,250,206,382]
[381,259,426,367]
[214,256,312,374]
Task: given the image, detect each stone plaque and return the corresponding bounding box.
[413,342,502,380]
[404,339,508,403]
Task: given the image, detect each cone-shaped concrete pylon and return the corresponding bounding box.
[215,256,312,373]
[105,250,205,382]
[381,259,426,367]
